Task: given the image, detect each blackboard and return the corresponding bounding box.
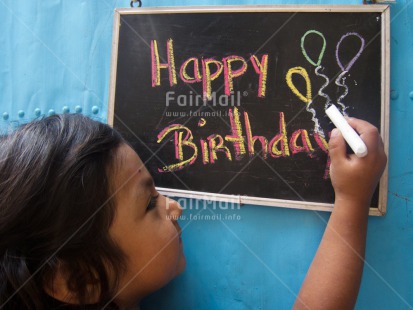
[109,5,390,215]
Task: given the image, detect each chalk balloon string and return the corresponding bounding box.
[301,30,332,109]
[130,0,142,7]
[334,71,349,115]
[299,30,327,137]
[314,66,333,110]
[335,32,365,115]
[299,31,366,121]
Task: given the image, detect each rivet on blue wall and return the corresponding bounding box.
[62,106,70,114]
[75,105,82,113]
[2,112,9,121]
[390,89,399,100]
[34,108,41,117]
[92,106,99,114]
[409,91,413,100]
[18,110,25,118]
[48,109,55,116]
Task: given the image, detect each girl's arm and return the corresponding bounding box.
[293,118,387,310]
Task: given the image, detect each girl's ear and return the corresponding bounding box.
[44,262,101,305]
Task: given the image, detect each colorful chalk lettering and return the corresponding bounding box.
[156,108,330,173]
[151,38,268,100]
[250,54,269,98]
[150,30,367,179]
[151,39,177,87]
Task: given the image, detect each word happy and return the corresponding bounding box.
[151,39,268,100]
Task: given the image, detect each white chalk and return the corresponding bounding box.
[326,104,368,158]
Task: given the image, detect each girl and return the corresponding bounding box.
[0,114,185,309]
[0,113,386,309]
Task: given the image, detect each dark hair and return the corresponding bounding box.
[0,114,126,309]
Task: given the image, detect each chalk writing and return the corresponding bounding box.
[151,30,367,180]
[151,39,177,87]
[157,107,329,173]
[151,39,268,100]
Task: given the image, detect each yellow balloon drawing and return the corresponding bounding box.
[286,67,312,103]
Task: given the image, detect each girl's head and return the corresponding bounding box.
[0,114,185,309]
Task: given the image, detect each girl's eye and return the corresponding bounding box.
[146,194,159,211]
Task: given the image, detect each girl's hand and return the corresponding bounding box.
[328,118,387,206]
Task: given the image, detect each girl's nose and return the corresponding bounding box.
[166,197,183,220]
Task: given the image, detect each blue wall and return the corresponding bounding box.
[1,1,412,309]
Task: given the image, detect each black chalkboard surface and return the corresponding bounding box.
[109,6,390,215]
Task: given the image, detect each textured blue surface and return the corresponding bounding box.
[1,1,412,309]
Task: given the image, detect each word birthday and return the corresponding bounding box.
[151,39,268,100]
[157,107,331,177]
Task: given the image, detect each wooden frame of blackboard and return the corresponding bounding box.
[108,5,390,216]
